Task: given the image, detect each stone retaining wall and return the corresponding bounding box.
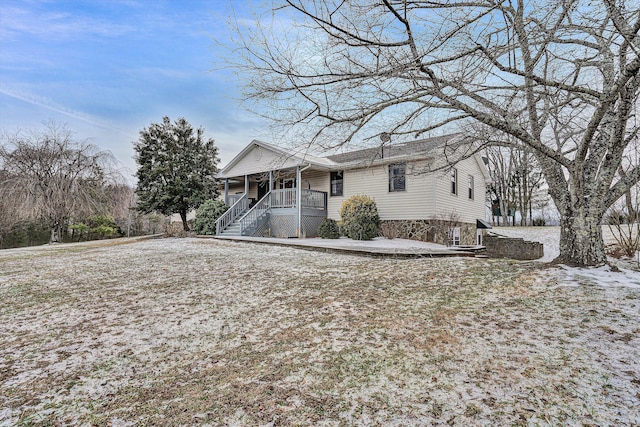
[379,219,476,246]
[484,234,544,260]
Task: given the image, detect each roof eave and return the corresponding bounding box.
[218,140,338,178]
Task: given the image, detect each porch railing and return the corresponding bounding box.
[215,193,248,235]
[301,189,327,210]
[268,189,327,209]
[270,188,296,208]
[227,193,245,206]
[239,191,271,235]
[218,188,328,236]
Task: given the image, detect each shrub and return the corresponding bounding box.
[87,215,122,239]
[339,195,380,240]
[93,224,119,238]
[69,223,90,241]
[193,199,228,235]
[0,221,49,249]
[606,207,640,258]
[317,218,340,239]
[69,215,122,241]
[379,221,402,239]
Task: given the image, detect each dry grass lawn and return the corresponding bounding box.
[1,237,639,426]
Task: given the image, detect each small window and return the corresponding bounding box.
[448,227,461,246]
[330,171,343,196]
[389,163,406,192]
[451,168,458,195]
[468,175,474,199]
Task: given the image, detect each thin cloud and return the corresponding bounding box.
[0,4,135,41]
[0,86,126,135]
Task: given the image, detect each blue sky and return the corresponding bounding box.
[0,0,265,183]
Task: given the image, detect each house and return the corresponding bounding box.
[216,133,491,245]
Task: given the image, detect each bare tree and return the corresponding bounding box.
[507,147,546,226]
[229,0,640,266]
[606,202,639,260]
[486,145,520,226]
[0,122,121,243]
[607,127,640,261]
[0,169,17,242]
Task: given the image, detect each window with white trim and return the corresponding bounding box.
[448,227,461,246]
[451,168,458,195]
[468,175,474,199]
[330,171,343,196]
[389,163,406,192]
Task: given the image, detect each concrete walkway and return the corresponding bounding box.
[209,235,481,258]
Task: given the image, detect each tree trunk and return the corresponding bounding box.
[556,212,607,267]
[625,190,637,223]
[49,222,62,243]
[537,153,609,267]
[500,199,508,227]
[180,211,190,232]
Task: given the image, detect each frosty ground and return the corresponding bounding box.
[0,229,639,426]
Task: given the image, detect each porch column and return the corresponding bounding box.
[224,178,229,205]
[296,166,302,237]
[244,175,249,195]
[269,170,274,191]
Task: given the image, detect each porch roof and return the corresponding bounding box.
[218,140,336,179]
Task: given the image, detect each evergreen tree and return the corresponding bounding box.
[134,117,219,231]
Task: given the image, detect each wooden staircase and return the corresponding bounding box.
[218,209,248,236]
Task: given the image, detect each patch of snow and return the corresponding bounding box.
[555,265,640,289]
[493,226,640,287]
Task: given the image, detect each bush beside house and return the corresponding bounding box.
[317,218,340,239]
[340,195,380,241]
[193,200,228,235]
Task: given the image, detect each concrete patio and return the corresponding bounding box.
[208,235,481,258]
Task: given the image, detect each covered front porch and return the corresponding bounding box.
[215,140,335,238]
[216,166,328,238]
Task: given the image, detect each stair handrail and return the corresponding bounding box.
[239,191,272,234]
[216,193,248,235]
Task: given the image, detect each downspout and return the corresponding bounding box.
[297,163,312,237]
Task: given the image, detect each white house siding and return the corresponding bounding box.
[324,157,485,223]
[432,155,487,224]
[226,182,256,199]
[326,160,438,221]
[223,145,301,177]
[302,169,329,191]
